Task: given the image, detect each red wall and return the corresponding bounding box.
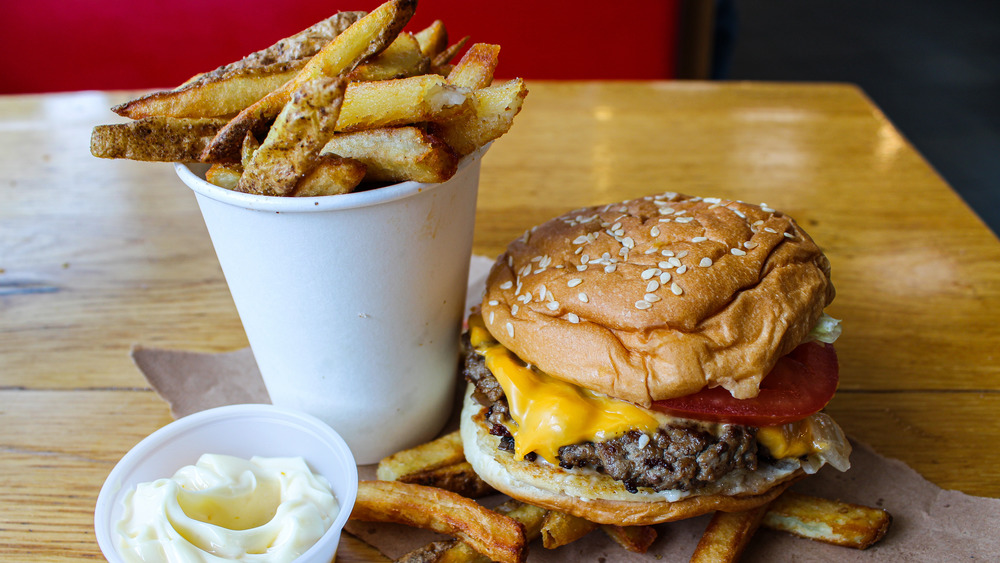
[0,0,679,93]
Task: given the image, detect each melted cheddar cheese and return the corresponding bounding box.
[469,315,659,463]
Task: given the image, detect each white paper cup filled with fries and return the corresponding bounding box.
[176,147,485,463]
[91,0,527,463]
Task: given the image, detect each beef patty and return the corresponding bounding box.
[462,338,761,493]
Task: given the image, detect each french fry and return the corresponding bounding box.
[601,525,658,554]
[397,461,494,498]
[447,43,501,89]
[114,62,304,120]
[689,504,771,563]
[377,430,466,481]
[351,480,527,563]
[294,153,367,197]
[414,20,448,59]
[90,117,228,162]
[241,132,260,167]
[113,12,364,119]
[205,163,243,190]
[431,77,527,156]
[239,77,349,196]
[540,510,599,549]
[762,492,891,549]
[337,74,470,132]
[323,126,458,184]
[395,540,459,563]
[432,36,470,70]
[347,32,429,82]
[397,500,547,563]
[201,0,416,163]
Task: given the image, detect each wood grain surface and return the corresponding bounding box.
[2,82,999,561]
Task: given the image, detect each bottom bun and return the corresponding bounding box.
[460,384,805,526]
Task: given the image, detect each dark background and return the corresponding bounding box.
[727,0,1000,235]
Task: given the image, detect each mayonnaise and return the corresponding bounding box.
[116,454,338,562]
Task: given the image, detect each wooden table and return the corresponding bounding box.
[2,82,999,560]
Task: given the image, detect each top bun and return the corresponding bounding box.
[480,192,834,405]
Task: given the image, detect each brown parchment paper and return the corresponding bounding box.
[131,256,1000,560]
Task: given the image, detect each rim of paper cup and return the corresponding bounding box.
[175,144,488,213]
[94,404,358,563]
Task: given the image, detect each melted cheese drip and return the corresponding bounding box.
[469,315,659,463]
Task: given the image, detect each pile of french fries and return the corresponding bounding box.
[91,0,527,197]
[349,430,891,562]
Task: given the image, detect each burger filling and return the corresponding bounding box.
[463,314,851,495]
[463,336,759,493]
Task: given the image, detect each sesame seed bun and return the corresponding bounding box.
[480,193,834,405]
[460,385,805,525]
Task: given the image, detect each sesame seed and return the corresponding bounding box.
[733,209,746,219]
[488,299,499,306]
[641,268,657,280]
[644,248,658,255]
[637,434,650,449]
[645,293,661,303]
[661,250,675,257]
[659,218,672,222]
[531,255,542,263]
[506,322,514,338]
[538,284,547,298]
[675,217,694,223]
[511,304,519,315]
[500,281,513,290]
[605,264,617,273]
[635,300,652,310]
[611,222,622,231]
[669,257,683,267]
[489,311,495,324]
[731,248,747,256]
[692,236,707,243]
[699,257,713,267]
[578,292,589,303]
[676,265,688,274]
[704,197,721,204]
[646,280,660,292]
[573,235,590,245]
[761,203,775,213]
[660,272,672,284]
[622,237,635,249]
[784,232,795,239]
[651,226,661,237]
[546,301,559,311]
[507,256,514,267]
[615,229,626,237]
[658,261,671,269]
[567,313,580,323]
[568,278,583,287]
[533,268,545,274]
[575,246,584,255]
[744,241,758,249]
[671,282,683,295]
[580,254,590,264]
[576,265,588,271]
[764,227,777,234]
[539,256,552,268]
[677,251,689,258]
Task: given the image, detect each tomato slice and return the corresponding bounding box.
[651,342,839,426]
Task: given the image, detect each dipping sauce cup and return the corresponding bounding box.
[95,404,358,563]
[174,148,485,463]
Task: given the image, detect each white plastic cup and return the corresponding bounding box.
[95,404,358,563]
[175,148,485,463]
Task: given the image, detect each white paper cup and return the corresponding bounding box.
[175,148,485,463]
[95,404,358,563]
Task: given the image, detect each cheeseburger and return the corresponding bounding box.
[460,192,850,525]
